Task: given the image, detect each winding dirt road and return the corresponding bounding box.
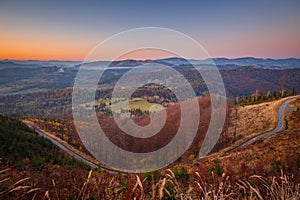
[23,96,299,170]
[231,96,299,152]
[24,122,99,168]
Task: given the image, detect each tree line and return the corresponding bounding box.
[236,88,296,106]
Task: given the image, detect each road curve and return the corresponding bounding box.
[231,97,298,152]
[23,96,298,169]
[24,123,98,169]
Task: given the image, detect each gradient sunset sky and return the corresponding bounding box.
[1,0,300,60]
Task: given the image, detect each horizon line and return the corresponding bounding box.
[1,56,300,62]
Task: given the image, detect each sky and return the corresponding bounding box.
[1,0,300,60]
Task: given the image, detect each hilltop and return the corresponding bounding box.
[1,97,299,199]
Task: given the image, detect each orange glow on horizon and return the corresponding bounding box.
[0,43,90,61]
[0,42,183,61]
[0,31,94,61]
[0,43,180,61]
[1,32,300,61]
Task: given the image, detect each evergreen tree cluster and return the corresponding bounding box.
[0,115,90,170]
[236,88,296,106]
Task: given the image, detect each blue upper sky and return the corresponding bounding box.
[1,0,300,60]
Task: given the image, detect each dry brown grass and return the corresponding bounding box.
[0,167,40,199]
[1,160,299,200]
[227,96,299,146]
[194,172,234,200]
[289,98,300,107]
[236,171,300,200]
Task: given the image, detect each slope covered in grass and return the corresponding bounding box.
[0,99,299,199]
[0,115,90,170]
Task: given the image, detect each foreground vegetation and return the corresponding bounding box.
[0,104,299,199]
[0,115,90,171]
[1,166,299,199]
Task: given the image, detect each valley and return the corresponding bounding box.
[0,58,299,199]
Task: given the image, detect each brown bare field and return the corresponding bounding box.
[227,96,300,146]
[192,100,300,179]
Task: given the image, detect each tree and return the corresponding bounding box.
[292,87,296,96]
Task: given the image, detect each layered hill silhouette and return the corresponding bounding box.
[0,57,300,97]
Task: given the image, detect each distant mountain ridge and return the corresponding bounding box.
[1,57,300,70]
[1,57,300,97]
[211,57,300,69]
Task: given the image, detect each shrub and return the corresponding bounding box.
[208,159,224,176]
[173,166,189,181]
